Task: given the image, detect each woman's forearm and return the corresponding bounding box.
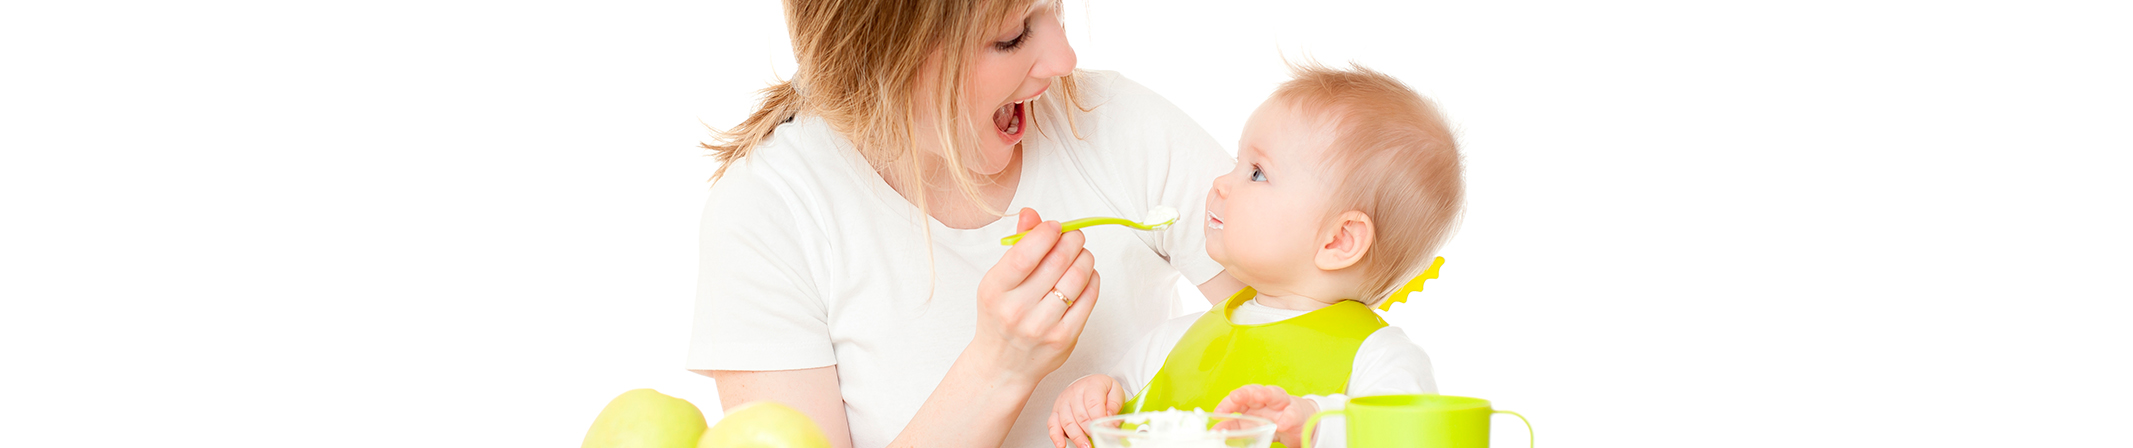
[887,342,1042,448]
[703,368,858,448]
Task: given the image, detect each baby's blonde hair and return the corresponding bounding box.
[1271,62,1465,305]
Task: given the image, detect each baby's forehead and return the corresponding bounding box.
[1243,100,1347,164]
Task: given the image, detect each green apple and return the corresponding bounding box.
[699,401,831,448]
[582,389,708,448]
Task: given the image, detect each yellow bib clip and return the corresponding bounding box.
[1377,256,1446,311]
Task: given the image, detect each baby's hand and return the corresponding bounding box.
[1048,374,1125,448]
[1214,385,1318,448]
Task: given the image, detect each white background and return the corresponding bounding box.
[3,0,2128,446]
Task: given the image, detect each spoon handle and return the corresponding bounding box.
[999,217,1141,245]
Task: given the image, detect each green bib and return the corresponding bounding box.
[1123,287,1387,445]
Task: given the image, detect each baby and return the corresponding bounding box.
[1046,63,1464,448]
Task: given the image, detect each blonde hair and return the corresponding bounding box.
[1272,62,1465,305]
[704,0,1086,219]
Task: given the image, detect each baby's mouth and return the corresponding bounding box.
[1206,210,1224,230]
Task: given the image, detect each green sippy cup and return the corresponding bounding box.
[1300,394,1532,448]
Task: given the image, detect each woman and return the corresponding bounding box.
[686,1,1243,447]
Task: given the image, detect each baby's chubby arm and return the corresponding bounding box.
[1214,385,1319,448]
[1048,374,1126,448]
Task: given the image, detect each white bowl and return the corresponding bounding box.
[1085,410,1276,448]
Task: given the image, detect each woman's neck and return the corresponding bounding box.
[881,146,1023,230]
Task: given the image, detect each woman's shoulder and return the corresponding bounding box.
[718,115,887,196]
[718,115,865,184]
[1039,70,1230,187]
[705,115,884,236]
[1066,70,1195,127]
[1044,70,1223,156]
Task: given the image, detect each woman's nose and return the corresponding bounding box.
[1031,27,1076,79]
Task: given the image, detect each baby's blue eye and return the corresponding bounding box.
[1250,166,1266,182]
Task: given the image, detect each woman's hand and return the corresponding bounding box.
[1047,374,1125,448]
[971,208,1103,383]
[1214,385,1317,448]
[884,208,1105,448]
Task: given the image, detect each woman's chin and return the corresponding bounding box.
[966,146,1017,175]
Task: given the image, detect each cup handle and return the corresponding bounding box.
[1298,409,1340,448]
[1493,410,1533,448]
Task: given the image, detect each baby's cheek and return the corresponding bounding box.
[1229,238,1281,272]
[1202,233,1227,263]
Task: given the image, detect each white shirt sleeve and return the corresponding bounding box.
[683,159,837,371]
[1110,312,1203,410]
[1348,326,1438,396]
[1299,326,1437,448]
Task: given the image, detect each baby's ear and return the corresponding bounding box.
[1315,210,1374,271]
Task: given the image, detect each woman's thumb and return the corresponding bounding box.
[1017,208,1042,232]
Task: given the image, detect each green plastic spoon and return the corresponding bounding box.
[1000,206,1180,245]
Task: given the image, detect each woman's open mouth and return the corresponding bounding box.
[1206,210,1224,230]
[991,100,1026,141]
[992,86,1047,144]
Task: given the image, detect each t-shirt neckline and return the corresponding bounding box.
[806,114,1038,239]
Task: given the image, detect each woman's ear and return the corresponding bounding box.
[1315,210,1374,271]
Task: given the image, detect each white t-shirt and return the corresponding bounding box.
[686,70,1235,448]
[1110,299,1437,448]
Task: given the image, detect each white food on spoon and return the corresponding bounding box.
[1143,205,1180,230]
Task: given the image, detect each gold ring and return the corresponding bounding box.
[1050,289,1072,306]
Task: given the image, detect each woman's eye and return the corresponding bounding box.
[1250,167,1266,182]
[994,22,1031,51]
